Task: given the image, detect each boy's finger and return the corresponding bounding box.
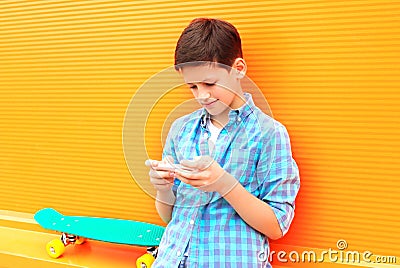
[149,169,172,179]
[175,173,205,189]
[151,178,173,186]
[179,159,197,169]
[145,159,152,167]
[175,170,201,181]
[175,173,189,185]
[145,159,159,168]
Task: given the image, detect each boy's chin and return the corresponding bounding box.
[205,106,229,116]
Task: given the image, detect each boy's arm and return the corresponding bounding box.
[154,119,180,223]
[175,125,300,239]
[222,175,284,239]
[176,169,287,239]
[146,158,177,223]
[146,157,179,224]
[155,189,176,223]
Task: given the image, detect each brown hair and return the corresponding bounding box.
[174,18,243,70]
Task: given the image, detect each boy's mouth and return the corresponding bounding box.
[201,99,218,107]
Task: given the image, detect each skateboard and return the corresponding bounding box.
[34,208,165,267]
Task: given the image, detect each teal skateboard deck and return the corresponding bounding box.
[34,208,165,266]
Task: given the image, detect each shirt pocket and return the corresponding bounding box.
[227,147,260,193]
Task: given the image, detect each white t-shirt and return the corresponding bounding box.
[207,119,222,153]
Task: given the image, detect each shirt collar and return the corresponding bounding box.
[200,92,255,128]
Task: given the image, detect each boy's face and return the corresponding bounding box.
[180,63,244,117]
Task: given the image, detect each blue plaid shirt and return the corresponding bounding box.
[153,93,300,268]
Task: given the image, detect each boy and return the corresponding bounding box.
[145,18,300,267]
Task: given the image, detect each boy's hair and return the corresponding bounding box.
[174,18,243,70]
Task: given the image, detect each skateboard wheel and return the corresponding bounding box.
[75,237,87,245]
[46,239,66,258]
[136,253,155,268]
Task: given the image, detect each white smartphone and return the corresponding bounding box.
[155,163,196,172]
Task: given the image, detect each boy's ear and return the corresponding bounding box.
[232,57,247,79]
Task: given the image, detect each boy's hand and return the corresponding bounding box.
[145,156,176,192]
[175,155,238,195]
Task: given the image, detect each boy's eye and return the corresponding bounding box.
[188,82,215,89]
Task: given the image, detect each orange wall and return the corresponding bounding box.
[1,0,399,265]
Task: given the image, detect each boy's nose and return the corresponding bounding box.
[197,86,211,99]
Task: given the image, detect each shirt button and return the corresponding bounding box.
[176,251,182,257]
[237,117,242,122]
[203,133,208,139]
[189,220,195,225]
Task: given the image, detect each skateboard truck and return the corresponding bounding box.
[147,246,158,258]
[61,233,86,246]
[46,232,87,258]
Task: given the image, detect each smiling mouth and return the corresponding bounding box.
[201,99,218,106]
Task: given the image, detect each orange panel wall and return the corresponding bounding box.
[1,0,399,265]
